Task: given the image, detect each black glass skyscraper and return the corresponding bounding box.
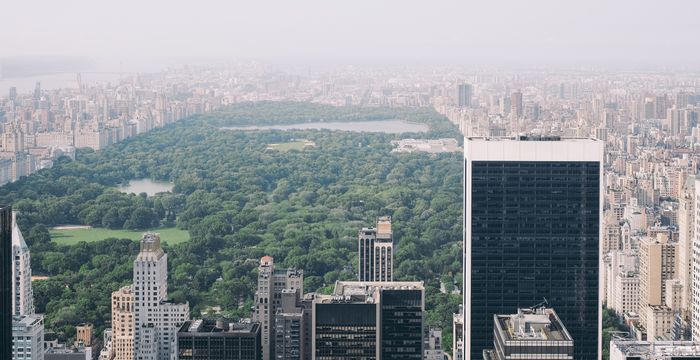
[463,137,602,360]
[0,204,12,360]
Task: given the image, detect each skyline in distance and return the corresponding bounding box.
[2,0,700,69]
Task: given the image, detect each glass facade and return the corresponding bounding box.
[314,303,377,360]
[467,161,600,360]
[381,289,423,359]
[0,205,12,360]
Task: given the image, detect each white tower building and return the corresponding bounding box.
[12,212,33,317]
[133,233,188,360]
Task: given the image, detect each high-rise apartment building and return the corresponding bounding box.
[464,137,602,360]
[176,320,261,360]
[691,176,700,341]
[12,314,44,360]
[1,204,13,360]
[312,281,424,360]
[678,179,694,321]
[12,212,33,317]
[274,290,304,360]
[358,216,393,282]
[458,84,473,108]
[639,235,677,330]
[133,233,189,360]
[112,285,134,360]
[253,256,303,360]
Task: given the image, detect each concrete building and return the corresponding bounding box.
[482,308,574,360]
[12,314,44,360]
[644,305,674,340]
[274,290,305,360]
[176,320,261,360]
[253,256,303,360]
[609,340,700,360]
[677,179,694,320]
[453,305,464,360]
[11,212,33,317]
[133,233,189,360]
[692,175,700,341]
[312,281,424,360]
[640,235,677,329]
[424,328,445,360]
[75,323,93,347]
[464,137,603,360]
[358,216,393,282]
[612,270,640,316]
[111,285,134,360]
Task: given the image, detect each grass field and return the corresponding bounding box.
[266,140,315,152]
[50,226,190,246]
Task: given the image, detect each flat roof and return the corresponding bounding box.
[465,136,603,162]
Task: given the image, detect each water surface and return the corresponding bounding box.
[221,119,429,133]
[118,179,173,196]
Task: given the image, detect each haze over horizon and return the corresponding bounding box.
[2,0,700,70]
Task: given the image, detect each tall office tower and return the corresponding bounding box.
[253,256,303,360]
[1,204,12,360]
[9,87,17,101]
[458,84,473,108]
[133,233,189,360]
[274,290,305,360]
[612,270,640,315]
[482,307,574,360]
[358,216,393,282]
[464,137,602,360]
[655,95,668,119]
[452,305,464,360]
[312,281,424,360]
[510,91,523,118]
[12,315,44,360]
[639,235,677,330]
[678,180,694,321]
[33,82,41,100]
[112,285,134,360]
[177,320,261,360]
[12,212,34,316]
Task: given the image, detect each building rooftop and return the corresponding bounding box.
[317,281,424,304]
[495,307,573,342]
[611,340,700,358]
[178,319,260,335]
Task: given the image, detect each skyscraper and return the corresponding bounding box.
[133,233,189,360]
[12,212,34,317]
[458,84,473,108]
[510,90,523,118]
[0,204,12,360]
[312,281,424,360]
[112,285,134,360]
[358,216,393,282]
[253,256,303,360]
[464,136,602,360]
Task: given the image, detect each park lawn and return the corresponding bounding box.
[50,226,190,246]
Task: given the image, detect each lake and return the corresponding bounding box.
[221,119,429,133]
[117,179,173,196]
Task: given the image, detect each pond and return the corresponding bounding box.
[117,179,173,196]
[221,119,429,134]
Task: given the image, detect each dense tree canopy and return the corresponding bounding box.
[2,101,463,349]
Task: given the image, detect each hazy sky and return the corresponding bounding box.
[2,0,700,68]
